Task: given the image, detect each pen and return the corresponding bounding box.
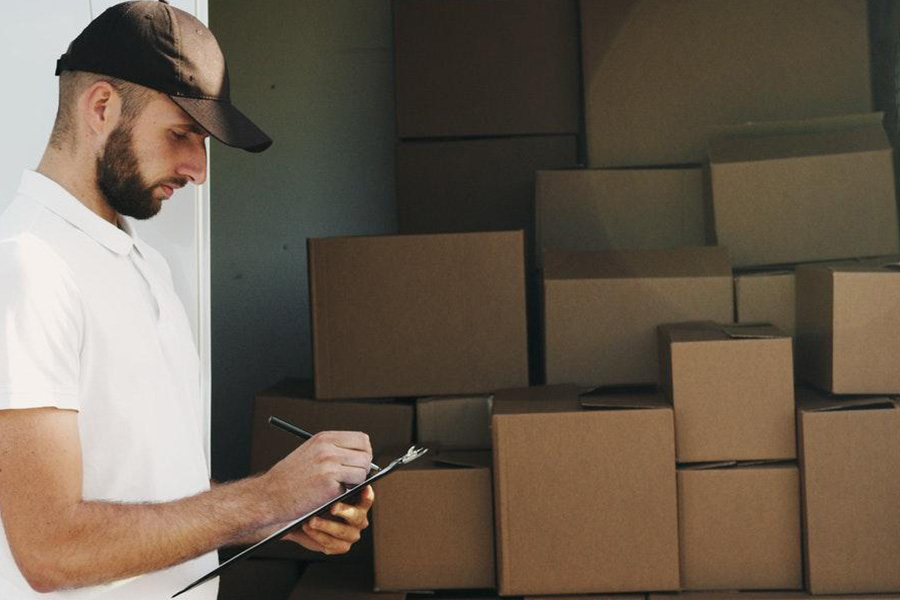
[268,415,381,472]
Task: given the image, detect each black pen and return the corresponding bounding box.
[268,416,381,471]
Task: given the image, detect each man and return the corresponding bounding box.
[0,2,374,598]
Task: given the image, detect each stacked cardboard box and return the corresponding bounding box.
[658,322,801,591]
[795,388,900,593]
[580,0,871,166]
[543,246,733,386]
[491,385,679,595]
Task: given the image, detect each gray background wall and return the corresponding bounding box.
[210,0,397,482]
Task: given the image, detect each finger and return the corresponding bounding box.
[338,464,369,486]
[330,502,369,528]
[321,431,372,454]
[308,516,362,543]
[283,529,323,551]
[302,522,352,555]
[335,446,374,471]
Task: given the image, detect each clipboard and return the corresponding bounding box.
[172,445,429,598]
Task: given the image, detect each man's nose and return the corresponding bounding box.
[176,139,208,185]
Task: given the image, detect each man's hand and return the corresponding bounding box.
[283,485,375,555]
[262,431,373,524]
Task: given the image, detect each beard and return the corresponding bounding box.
[96,124,185,221]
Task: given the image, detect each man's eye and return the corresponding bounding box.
[171,130,188,140]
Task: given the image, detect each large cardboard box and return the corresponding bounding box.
[535,168,708,261]
[658,322,795,462]
[309,231,529,399]
[797,387,900,594]
[581,0,871,166]
[734,271,796,336]
[709,113,899,268]
[796,263,900,394]
[393,0,579,139]
[372,451,494,591]
[492,385,679,595]
[396,136,577,264]
[543,246,733,386]
[416,395,492,451]
[249,379,414,473]
[677,463,802,591]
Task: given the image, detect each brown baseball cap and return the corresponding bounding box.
[56,0,272,153]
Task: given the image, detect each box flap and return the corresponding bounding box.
[710,113,889,164]
[795,386,897,413]
[679,459,795,471]
[660,321,786,343]
[544,246,731,280]
[579,386,668,411]
[432,451,492,470]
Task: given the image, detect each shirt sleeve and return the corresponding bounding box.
[0,236,83,410]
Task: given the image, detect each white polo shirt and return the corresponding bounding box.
[0,171,218,599]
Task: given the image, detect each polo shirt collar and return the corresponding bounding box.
[17,170,135,256]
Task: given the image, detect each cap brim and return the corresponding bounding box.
[170,96,272,153]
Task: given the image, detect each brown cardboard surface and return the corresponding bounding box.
[796,265,900,394]
[372,451,494,591]
[527,596,646,600]
[734,271,796,336]
[393,0,579,138]
[250,379,413,473]
[396,136,577,265]
[535,168,708,261]
[581,0,871,166]
[797,387,900,593]
[677,464,802,590]
[649,594,900,600]
[289,562,405,600]
[309,231,529,399]
[658,322,795,462]
[492,386,679,595]
[543,247,733,386]
[709,114,899,268]
[416,395,492,451]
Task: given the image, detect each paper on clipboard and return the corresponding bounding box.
[172,445,429,598]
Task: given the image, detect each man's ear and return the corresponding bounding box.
[80,81,122,145]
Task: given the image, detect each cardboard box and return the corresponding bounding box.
[309,231,529,399]
[658,322,795,462]
[373,451,494,591]
[796,262,900,394]
[250,379,414,473]
[734,271,796,336]
[797,387,900,594]
[677,462,802,591]
[393,0,579,138]
[416,395,492,451]
[492,385,679,595]
[709,113,899,268]
[218,558,302,600]
[581,0,871,166]
[396,136,577,264]
[528,596,645,600]
[535,168,708,261]
[289,562,405,600]
[543,246,733,386]
[649,594,900,600]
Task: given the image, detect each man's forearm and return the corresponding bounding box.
[18,475,277,592]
